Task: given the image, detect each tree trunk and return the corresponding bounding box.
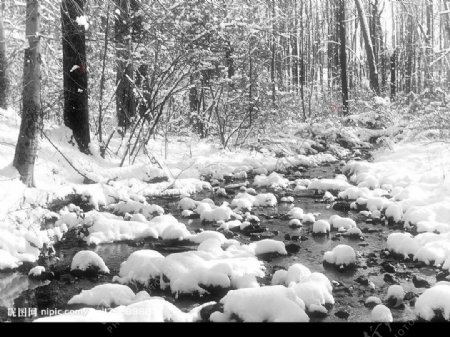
[61,0,90,154]
[0,6,7,109]
[390,49,397,100]
[338,0,349,115]
[13,0,42,187]
[115,0,136,130]
[355,0,380,96]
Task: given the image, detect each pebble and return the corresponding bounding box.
[383,273,400,284]
[412,275,430,288]
[334,310,350,320]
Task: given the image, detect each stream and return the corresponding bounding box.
[0,155,442,322]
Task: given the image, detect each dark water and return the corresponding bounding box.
[0,162,440,322]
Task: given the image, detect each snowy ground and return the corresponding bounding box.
[1,107,450,322]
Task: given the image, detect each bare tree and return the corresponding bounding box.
[61,0,90,154]
[13,0,42,187]
[0,4,7,109]
[115,0,136,131]
[355,0,380,96]
[339,0,349,115]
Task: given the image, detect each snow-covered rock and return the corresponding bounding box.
[211,286,309,322]
[371,305,393,322]
[415,283,450,321]
[313,220,331,234]
[323,245,356,267]
[113,250,164,286]
[386,285,405,308]
[68,284,139,307]
[71,251,109,274]
[329,215,357,231]
[253,172,289,189]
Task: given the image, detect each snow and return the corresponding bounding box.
[289,219,302,228]
[248,239,287,256]
[302,213,316,224]
[365,296,382,306]
[213,286,309,322]
[84,213,191,245]
[415,284,450,321]
[113,250,165,286]
[290,281,334,313]
[199,204,234,223]
[70,251,110,274]
[329,215,357,230]
[36,297,210,322]
[344,227,363,237]
[75,16,90,30]
[231,192,277,210]
[68,284,139,307]
[253,172,289,188]
[107,201,164,219]
[308,178,351,192]
[344,142,450,271]
[323,245,357,267]
[371,305,393,322]
[281,196,294,203]
[386,285,405,307]
[0,249,21,270]
[313,220,331,234]
[269,263,334,313]
[178,197,197,210]
[28,266,45,277]
[287,207,303,220]
[385,203,403,222]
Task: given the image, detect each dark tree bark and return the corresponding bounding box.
[61,0,90,154]
[13,0,42,187]
[0,6,7,109]
[405,15,414,93]
[390,49,397,100]
[338,0,349,115]
[115,0,136,130]
[355,0,380,96]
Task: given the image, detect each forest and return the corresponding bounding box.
[0,0,450,325]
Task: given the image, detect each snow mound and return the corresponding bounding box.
[231,193,277,210]
[178,197,197,211]
[371,305,393,322]
[313,220,331,234]
[270,263,334,313]
[288,207,304,220]
[199,204,234,223]
[212,286,309,322]
[365,296,382,307]
[107,201,164,219]
[308,178,351,192]
[415,284,450,321]
[290,281,334,314]
[323,245,356,267]
[386,285,404,308]
[329,215,357,230]
[386,232,419,258]
[36,297,209,322]
[113,250,165,286]
[68,284,138,307]
[71,251,109,274]
[161,241,265,295]
[253,172,289,188]
[84,213,191,245]
[248,239,287,256]
[0,249,21,270]
[29,266,45,277]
